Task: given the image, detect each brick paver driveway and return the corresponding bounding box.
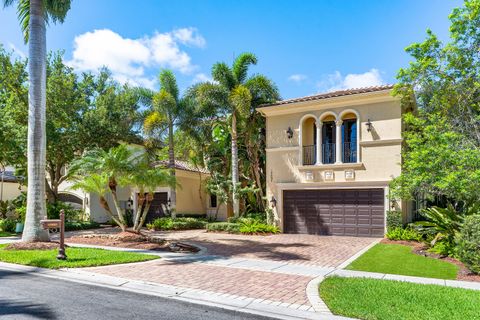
[73,229,377,311]
[145,229,377,267]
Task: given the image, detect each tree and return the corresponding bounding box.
[1,51,142,204]
[392,0,480,206]
[191,53,279,216]
[139,70,191,218]
[70,144,174,232]
[3,0,71,242]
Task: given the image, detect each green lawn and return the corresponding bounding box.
[320,277,480,320]
[0,244,158,269]
[0,231,17,237]
[346,243,458,279]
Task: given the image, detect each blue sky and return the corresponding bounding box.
[0,0,462,99]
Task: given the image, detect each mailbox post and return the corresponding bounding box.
[40,209,67,260]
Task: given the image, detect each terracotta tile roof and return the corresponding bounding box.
[259,85,394,108]
[153,160,210,174]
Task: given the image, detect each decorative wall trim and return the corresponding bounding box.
[265,146,299,152]
[360,139,403,147]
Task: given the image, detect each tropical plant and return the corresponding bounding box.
[191,53,279,216]
[70,144,175,232]
[139,70,192,218]
[457,215,480,274]
[3,0,71,242]
[385,227,424,242]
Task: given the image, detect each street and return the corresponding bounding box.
[0,269,276,320]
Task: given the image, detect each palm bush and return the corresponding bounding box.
[457,215,480,274]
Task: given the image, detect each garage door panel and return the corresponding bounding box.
[283,188,385,237]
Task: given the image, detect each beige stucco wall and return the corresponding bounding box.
[0,182,25,201]
[259,90,406,231]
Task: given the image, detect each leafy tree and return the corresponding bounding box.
[191,53,279,216]
[3,0,71,242]
[392,0,480,206]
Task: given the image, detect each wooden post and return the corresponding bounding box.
[56,209,67,260]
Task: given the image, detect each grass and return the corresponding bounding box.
[320,277,480,320]
[346,243,459,279]
[0,244,158,269]
[0,231,17,237]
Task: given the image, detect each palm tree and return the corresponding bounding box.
[3,0,71,242]
[192,53,279,216]
[140,70,189,218]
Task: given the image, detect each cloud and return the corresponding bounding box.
[192,73,212,84]
[172,28,206,48]
[68,28,206,88]
[288,74,307,83]
[317,68,384,92]
[8,42,26,59]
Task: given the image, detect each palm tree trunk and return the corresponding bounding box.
[168,121,177,219]
[231,113,240,217]
[22,0,49,242]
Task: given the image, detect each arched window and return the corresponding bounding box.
[340,111,359,163]
[300,116,317,165]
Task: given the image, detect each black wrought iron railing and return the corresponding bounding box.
[322,143,335,164]
[342,142,357,163]
[302,145,316,165]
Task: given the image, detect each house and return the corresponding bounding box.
[58,160,227,223]
[0,167,25,202]
[257,85,413,237]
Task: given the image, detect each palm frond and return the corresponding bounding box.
[229,85,252,118]
[232,52,257,84]
[16,0,29,43]
[44,0,71,24]
[244,74,280,107]
[212,62,236,90]
[144,111,167,134]
[133,87,155,107]
[158,69,179,102]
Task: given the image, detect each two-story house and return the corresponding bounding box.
[258,85,412,237]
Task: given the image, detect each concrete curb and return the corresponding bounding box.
[0,262,346,320]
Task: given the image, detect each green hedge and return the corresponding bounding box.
[457,215,480,274]
[146,217,207,231]
[207,220,280,234]
[206,222,240,233]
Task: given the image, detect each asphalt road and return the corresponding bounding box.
[0,269,276,320]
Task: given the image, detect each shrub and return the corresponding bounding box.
[386,210,403,231]
[146,217,207,231]
[457,215,480,274]
[65,221,100,231]
[239,222,279,234]
[385,227,423,242]
[0,219,16,233]
[47,201,84,222]
[206,222,240,233]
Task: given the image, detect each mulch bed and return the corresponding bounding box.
[381,239,480,282]
[66,231,199,253]
[5,242,65,251]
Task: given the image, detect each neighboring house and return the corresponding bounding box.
[258,85,413,237]
[58,160,227,223]
[0,166,25,201]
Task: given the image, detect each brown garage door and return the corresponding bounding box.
[283,189,385,237]
[140,192,168,223]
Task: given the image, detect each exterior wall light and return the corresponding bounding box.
[286,127,294,139]
[270,196,277,208]
[366,119,373,132]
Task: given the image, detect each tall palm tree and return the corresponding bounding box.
[3,0,71,242]
[192,53,279,216]
[140,70,189,218]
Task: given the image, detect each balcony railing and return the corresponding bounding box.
[302,145,316,165]
[322,143,335,164]
[342,142,357,163]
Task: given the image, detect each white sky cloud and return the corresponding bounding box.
[317,68,384,92]
[288,74,307,83]
[192,73,212,84]
[68,28,205,89]
[8,42,26,59]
